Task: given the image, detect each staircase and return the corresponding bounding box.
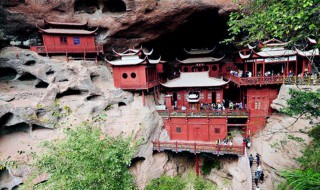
[251,158,267,190]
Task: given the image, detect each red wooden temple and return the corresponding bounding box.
[30,20,104,61]
[106,47,164,106]
[105,40,319,175]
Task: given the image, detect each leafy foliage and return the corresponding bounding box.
[201,158,221,175]
[145,172,217,190]
[21,123,137,190]
[279,89,320,190]
[281,89,320,118]
[145,175,186,190]
[225,0,320,46]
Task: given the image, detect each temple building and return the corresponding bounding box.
[106,47,163,106]
[30,20,104,61]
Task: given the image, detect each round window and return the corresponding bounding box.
[122,73,128,79]
[183,67,188,72]
[131,72,136,78]
[198,67,203,72]
[212,65,218,71]
[204,66,209,71]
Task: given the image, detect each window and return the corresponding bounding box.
[214,128,220,133]
[131,72,136,78]
[183,67,188,72]
[198,67,203,72]
[73,37,80,45]
[204,66,209,71]
[254,101,261,109]
[122,73,128,79]
[212,65,218,71]
[60,36,67,45]
[176,127,181,133]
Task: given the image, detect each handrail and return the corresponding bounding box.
[30,45,104,54]
[152,140,245,156]
[157,109,248,118]
[225,74,320,86]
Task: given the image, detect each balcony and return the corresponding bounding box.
[225,74,320,86]
[152,140,245,156]
[157,109,249,119]
[30,45,104,54]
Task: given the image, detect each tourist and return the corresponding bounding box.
[256,153,260,166]
[181,105,186,111]
[238,102,243,109]
[256,186,260,190]
[289,70,294,77]
[257,165,262,177]
[229,140,233,146]
[247,140,251,149]
[254,172,259,187]
[249,154,254,167]
[248,71,252,77]
[260,171,264,182]
[229,101,234,110]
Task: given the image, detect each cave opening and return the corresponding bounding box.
[74,0,99,14]
[35,80,49,88]
[56,89,88,99]
[86,94,101,101]
[118,102,126,107]
[0,67,17,81]
[24,60,36,66]
[142,8,233,61]
[0,122,30,135]
[18,72,37,81]
[102,0,126,13]
[0,112,14,127]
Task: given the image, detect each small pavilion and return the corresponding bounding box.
[106,47,163,106]
[30,20,104,61]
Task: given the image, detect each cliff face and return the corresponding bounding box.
[0,0,236,51]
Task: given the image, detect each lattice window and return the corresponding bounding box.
[60,36,67,45]
[214,128,220,133]
[176,127,181,133]
[73,37,80,45]
[255,101,261,109]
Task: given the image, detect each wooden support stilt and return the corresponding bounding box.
[195,154,199,176]
[142,90,146,106]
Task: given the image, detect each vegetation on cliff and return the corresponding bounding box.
[226,0,319,46]
[145,172,217,190]
[279,89,320,189]
[21,117,137,190]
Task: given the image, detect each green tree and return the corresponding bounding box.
[21,122,137,190]
[225,0,320,46]
[145,172,217,190]
[279,89,320,190]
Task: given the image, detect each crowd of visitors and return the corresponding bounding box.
[249,153,264,190]
[216,137,234,146]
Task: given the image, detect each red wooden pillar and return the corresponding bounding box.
[244,62,248,73]
[302,59,306,73]
[295,60,298,76]
[308,60,312,72]
[262,62,265,79]
[195,154,199,176]
[142,91,146,106]
[286,60,289,76]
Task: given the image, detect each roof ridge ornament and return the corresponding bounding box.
[183,47,216,55]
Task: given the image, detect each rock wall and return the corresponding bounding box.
[250,84,319,189]
[0,0,237,49]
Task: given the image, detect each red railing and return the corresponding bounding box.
[225,74,320,86]
[30,45,104,54]
[157,109,248,118]
[152,140,245,156]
